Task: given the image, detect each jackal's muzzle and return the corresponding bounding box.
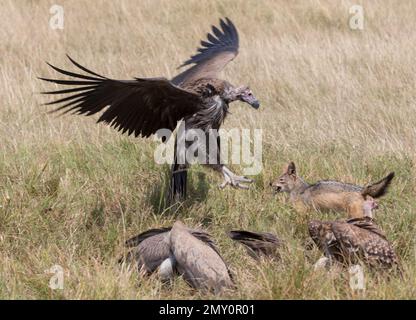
[269,181,283,193]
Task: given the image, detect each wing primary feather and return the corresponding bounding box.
[66,54,107,79]
[43,89,96,106]
[171,17,239,84]
[46,62,104,82]
[211,25,223,38]
[38,77,101,86]
[226,17,239,42]
[41,85,99,95]
[125,227,172,248]
[207,33,220,45]
[47,95,91,114]
[200,40,213,48]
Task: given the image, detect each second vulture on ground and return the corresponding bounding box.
[308,197,401,272]
[121,221,234,294]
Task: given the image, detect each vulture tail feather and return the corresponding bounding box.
[170,163,187,202]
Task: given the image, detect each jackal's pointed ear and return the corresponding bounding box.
[287,162,296,176]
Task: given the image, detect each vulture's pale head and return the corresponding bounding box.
[235,86,260,109]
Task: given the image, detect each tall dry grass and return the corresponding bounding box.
[0,0,415,299]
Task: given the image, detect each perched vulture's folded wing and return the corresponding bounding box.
[307,220,334,249]
[39,55,202,138]
[121,227,172,273]
[171,17,239,86]
[170,221,234,294]
[346,218,387,239]
[331,220,400,269]
[125,227,172,248]
[189,230,220,254]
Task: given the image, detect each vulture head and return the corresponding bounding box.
[234,86,260,109]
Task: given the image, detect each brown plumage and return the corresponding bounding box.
[171,17,240,87]
[228,230,283,260]
[38,18,260,202]
[308,217,400,272]
[121,221,234,294]
[39,59,202,138]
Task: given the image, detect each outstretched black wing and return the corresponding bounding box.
[39,56,202,138]
[171,17,239,86]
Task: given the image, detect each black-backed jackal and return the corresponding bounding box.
[271,162,394,218]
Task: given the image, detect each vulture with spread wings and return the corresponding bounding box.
[39,18,259,201]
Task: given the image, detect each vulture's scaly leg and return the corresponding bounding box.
[322,241,335,267]
[219,166,253,190]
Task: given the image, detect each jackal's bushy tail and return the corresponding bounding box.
[361,172,395,198]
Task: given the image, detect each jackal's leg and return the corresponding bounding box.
[219,166,253,190]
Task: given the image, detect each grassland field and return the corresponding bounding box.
[0,0,415,299]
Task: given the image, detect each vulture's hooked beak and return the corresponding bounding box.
[250,99,260,109]
[237,87,260,109]
[240,93,260,109]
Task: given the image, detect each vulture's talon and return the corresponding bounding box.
[232,175,253,186]
[220,169,253,190]
[235,183,249,190]
[219,181,229,189]
[240,176,253,183]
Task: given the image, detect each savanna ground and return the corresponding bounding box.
[1,0,415,299]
